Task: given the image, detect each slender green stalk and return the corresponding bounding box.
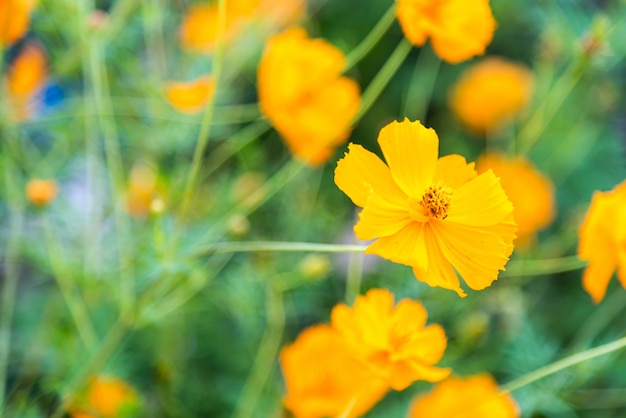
[570,291,626,350]
[41,215,98,350]
[233,284,285,418]
[345,252,364,304]
[191,241,367,257]
[501,334,626,393]
[344,4,397,70]
[176,0,227,229]
[502,255,585,277]
[402,46,441,120]
[355,39,413,122]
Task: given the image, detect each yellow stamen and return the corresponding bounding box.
[421,182,452,219]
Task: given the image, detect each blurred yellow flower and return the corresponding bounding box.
[408,374,519,418]
[331,288,450,390]
[477,153,555,246]
[124,161,164,218]
[258,27,361,166]
[26,179,57,207]
[165,76,215,114]
[258,0,306,28]
[395,0,496,63]
[71,376,138,418]
[6,43,47,121]
[0,0,36,46]
[450,57,534,134]
[578,181,626,303]
[280,324,389,418]
[334,119,516,296]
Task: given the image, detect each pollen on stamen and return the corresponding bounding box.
[421,182,452,219]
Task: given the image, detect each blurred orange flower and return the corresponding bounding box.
[450,58,534,134]
[395,0,496,63]
[71,375,138,418]
[6,43,47,121]
[578,180,626,303]
[408,374,519,418]
[125,161,165,218]
[258,27,361,166]
[26,179,57,207]
[280,324,389,418]
[258,0,306,28]
[334,119,516,296]
[165,76,215,114]
[477,153,555,246]
[0,0,36,46]
[331,288,450,390]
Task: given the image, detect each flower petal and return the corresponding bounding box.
[335,143,406,208]
[377,119,438,199]
[364,222,428,269]
[433,154,477,190]
[447,169,514,227]
[583,259,616,304]
[354,192,413,241]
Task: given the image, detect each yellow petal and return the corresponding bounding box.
[433,154,477,190]
[364,222,428,268]
[165,76,215,114]
[447,170,514,227]
[377,119,438,199]
[335,143,406,208]
[354,192,412,241]
[583,259,616,304]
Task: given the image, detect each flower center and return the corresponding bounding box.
[420,182,452,219]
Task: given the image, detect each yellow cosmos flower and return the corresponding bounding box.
[26,178,57,207]
[280,324,389,418]
[578,180,626,303]
[331,288,450,391]
[477,153,555,246]
[408,374,519,418]
[6,43,47,121]
[335,119,516,296]
[0,0,36,46]
[450,58,534,134]
[395,0,496,64]
[258,27,361,166]
[71,376,138,418]
[165,76,215,114]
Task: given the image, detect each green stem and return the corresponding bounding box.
[175,0,227,230]
[345,252,364,304]
[356,38,413,122]
[344,4,397,70]
[232,284,285,418]
[41,214,98,350]
[502,334,626,393]
[402,45,441,121]
[502,255,585,277]
[191,241,367,257]
[569,291,626,350]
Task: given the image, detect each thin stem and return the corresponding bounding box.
[232,284,285,418]
[502,255,585,277]
[501,334,626,393]
[191,241,367,257]
[569,291,626,350]
[344,4,397,70]
[355,38,413,122]
[175,0,227,230]
[402,45,441,121]
[345,252,364,304]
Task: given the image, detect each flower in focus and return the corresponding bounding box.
[578,180,626,303]
[334,119,516,296]
[70,375,138,418]
[476,153,554,246]
[6,43,48,121]
[450,58,534,134]
[408,374,519,418]
[0,0,36,46]
[26,179,58,207]
[331,288,450,390]
[395,0,496,63]
[280,324,389,418]
[165,76,215,114]
[258,27,361,166]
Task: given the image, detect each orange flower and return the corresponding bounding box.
[578,180,626,303]
[165,76,215,114]
[179,0,258,53]
[124,161,165,217]
[331,288,450,390]
[258,0,306,28]
[477,153,554,246]
[408,374,519,418]
[0,0,36,46]
[395,0,496,64]
[334,119,516,296]
[280,324,389,418]
[70,376,138,418]
[26,179,57,207]
[6,43,47,121]
[258,27,361,166]
[450,58,534,134]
